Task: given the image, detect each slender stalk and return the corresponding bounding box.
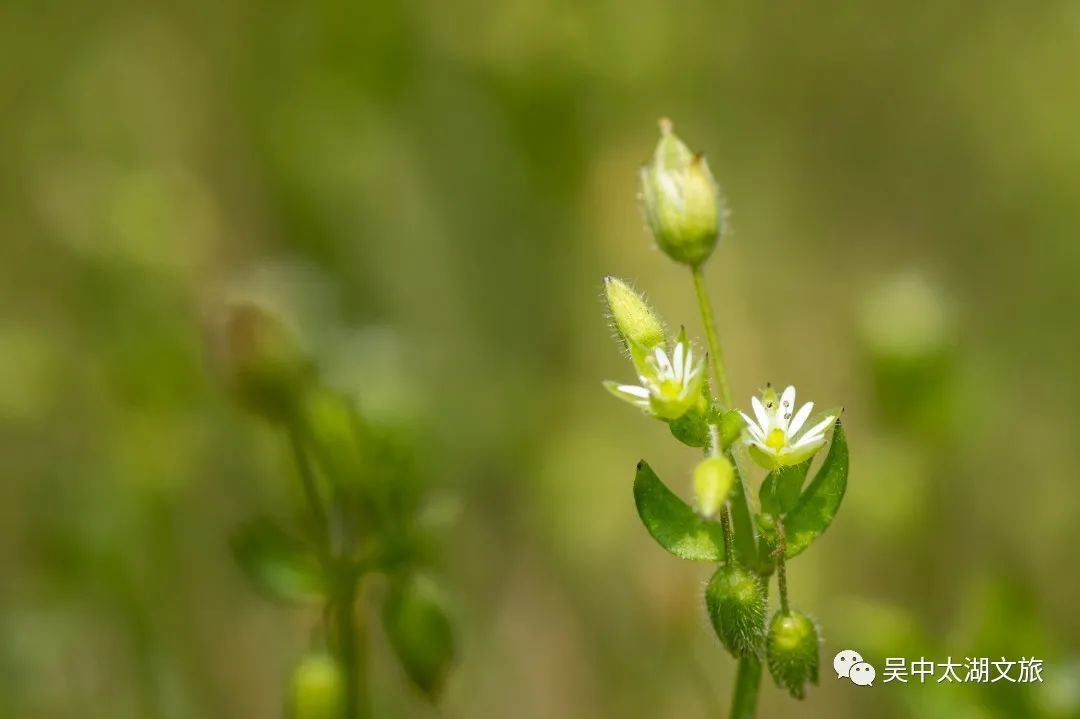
[336,573,366,719]
[775,518,790,615]
[691,265,732,408]
[288,425,330,552]
[729,656,763,719]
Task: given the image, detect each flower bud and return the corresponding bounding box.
[705,564,766,658]
[287,653,345,719]
[766,610,820,699]
[214,302,315,422]
[640,119,725,267]
[693,456,734,518]
[603,276,666,350]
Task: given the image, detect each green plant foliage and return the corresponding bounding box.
[766,611,820,699]
[783,422,849,559]
[759,461,811,517]
[633,460,726,562]
[231,517,325,603]
[706,564,766,659]
[382,575,456,700]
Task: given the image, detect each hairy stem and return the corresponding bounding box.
[730,656,763,719]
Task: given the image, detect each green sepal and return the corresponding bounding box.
[784,421,849,559]
[717,409,745,451]
[766,610,820,699]
[705,564,766,658]
[382,575,456,701]
[633,460,726,562]
[727,455,760,569]
[669,405,709,447]
[230,517,324,604]
[759,460,811,517]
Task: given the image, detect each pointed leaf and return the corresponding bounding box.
[231,517,325,603]
[633,460,726,562]
[728,453,760,568]
[759,461,812,516]
[383,575,456,700]
[784,421,849,559]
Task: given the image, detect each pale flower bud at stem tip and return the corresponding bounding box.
[694,455,734,518]
[640,119,726,267]
[603,276,666,350]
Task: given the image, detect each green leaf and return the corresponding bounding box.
[727,455,760,568]
[784,421,849,559]
[230,517,324,603]
[633,460,726,562]
[759,461,811,517]
[669,407,709,448]
[383,575,456,700]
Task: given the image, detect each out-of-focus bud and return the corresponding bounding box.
[766,610,820,699]
[639,119,725,267]
[214,302,315,422]
[287,653,345,719]
[693,455,734,518]
[603,276,666,350]
[706,564,766,658]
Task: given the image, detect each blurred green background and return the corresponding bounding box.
[2,1,1079,717]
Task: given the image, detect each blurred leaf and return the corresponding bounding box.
[669,407,709,448]
[718,409,745,451]
[382,575,456,701]
[784,422,849,559]
[759,461,811,517]
[231,517,325,603]
[633,460,725,562]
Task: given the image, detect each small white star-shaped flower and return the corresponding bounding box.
[604,328,705,420]
[739,385,835,470]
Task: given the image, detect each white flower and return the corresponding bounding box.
[604,330,705,420]
[739,385,835,470]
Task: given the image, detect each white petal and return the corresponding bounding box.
[797,416,836,443]
[791,432,826,450]
[682,348,694,379]
[749,439,776,455]
[778,386,796,429]
[672,343,684,379]
[787,402,813,436]
[739,411,765,440]
[617,384,650,398]
[752,396,770,432]
[653,347,672,377]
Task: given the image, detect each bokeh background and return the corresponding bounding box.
[2,1,1079,717]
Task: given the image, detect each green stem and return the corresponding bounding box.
[336,573,367,719]
[691,265,732,408]
[288,425,331,553]
[730,656,763,719]
[776,518,790,614]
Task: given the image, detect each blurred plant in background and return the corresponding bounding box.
[601,121,850,717]
[214,302,455,717]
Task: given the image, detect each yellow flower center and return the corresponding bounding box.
[766,427,787,451]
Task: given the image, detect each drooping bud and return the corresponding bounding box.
[705,564,766,658]
[766,610,820,699]
[603,276,667,351]
[639,119,725,267]
[693,455,734,518]
[287,653,345,719]
[213,302,315,422]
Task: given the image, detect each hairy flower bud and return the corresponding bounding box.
[640,119,725,267]
[603,276,666,350]
[214,302,315,422]
[693,455,734,518]
[705,564,766,658]
[766,610,820,699]
[287,653,345,719]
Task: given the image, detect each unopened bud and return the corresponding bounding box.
[603,276,666,350]
[766,610,820,699]
[287,653,344,719]
[214,302,314,422]
[705,564,766,658]
[639,119,725,267]
[693,456,734,518]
